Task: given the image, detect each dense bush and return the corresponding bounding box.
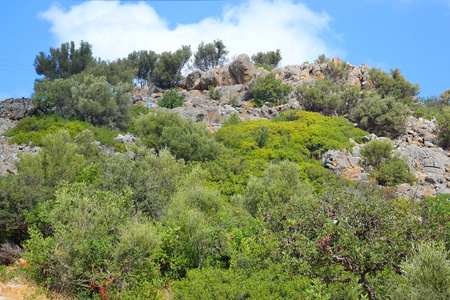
[3,114,125,150]
[437,106,450,149]
[73,58,138,85]
[216,109,368,160]
[297,79,363,116]
[351,94,408,137]
[24,183,163,298]
[72,75,131,129]
[396,242,450,299]
[244,161,315,216]
[33,78,78,115]
[360,139,416,186]
[252,73,292,108]
[158,89,185,109]
[96,148,184,219]
[296,79,342,116]
[134,110,229,161]
[369,67,420,99]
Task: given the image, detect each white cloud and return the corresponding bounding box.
[39,0,343,67]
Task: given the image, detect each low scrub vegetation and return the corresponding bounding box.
[2,41,450,300]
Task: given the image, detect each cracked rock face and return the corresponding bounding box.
[0,98,35,120]
[323,117,450,200]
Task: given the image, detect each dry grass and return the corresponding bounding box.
[242,102,255,110]
[0,265,73,300]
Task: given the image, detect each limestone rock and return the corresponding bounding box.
[0,98,35,120]
[185,70,203,91]
[229,54,255,85]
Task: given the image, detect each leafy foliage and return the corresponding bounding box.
[369,67,420,100]
[2,114,125,150]
[127,50,159,86]
[96,148,184,219]
[297,79,342,116]
[134,109,229,161]
[398,242,450,299]
[34,41,94,80]
[193,40,228,71]
[71,75,131,128]
[158,89,186,109]
[252,73,292,108]
[32,78,78,115]
[351,94,408,137]
[251,49,282,69]
[216,109,368,160]
[24,183,163,298]
[360,139,416,186]
[73,58,138,85]
[437,106,450,149]
[152,45,192,88]
[208,85,222,100]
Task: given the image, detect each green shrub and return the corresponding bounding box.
[371,154,416,186]
[158,89,185,109]
[253,73,292,108]
[254,63,274,71]
[223,111,242,127]
[23,183,163,297]
[216,109,368,160]
[96,148,184,219]
[134,110,229,162]
[369,67,420,99]
[73,58,138,85]
[172,267,330,300]
[226,95,240,108]
[360,139,416,186]
[351,94,408,137]
[437,106,450,149]
[296,79,343,116]
[360,139,393,168]
[326,60,352,82]
[3,114,124,150]
[314,54,327,64]
[72,74,131,129]
[33,78,78,115]
[244,161,315,216]
[208,85,222,100]
[399,242,450,300]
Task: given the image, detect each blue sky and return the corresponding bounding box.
[1,0,449,100]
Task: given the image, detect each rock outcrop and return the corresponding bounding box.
[185,54,266,91]
[0,98,35,120]
[0,136,40,176]
[323,116,450,199]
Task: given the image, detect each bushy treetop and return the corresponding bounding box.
[34,41,94,80]
[193,40,229,71]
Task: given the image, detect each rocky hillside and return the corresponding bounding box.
[324,116,450,199]
[1,54,449,199]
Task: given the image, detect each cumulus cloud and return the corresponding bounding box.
[39,0,343,66]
